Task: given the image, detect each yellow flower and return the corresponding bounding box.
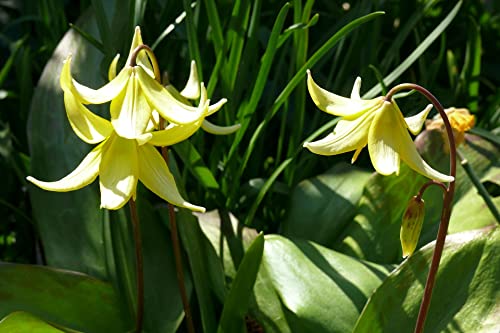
[304,71,454,183]
[425,107,475,149]
[27,27,239,211]
[27,60,212,210]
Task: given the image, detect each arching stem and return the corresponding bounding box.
[129,44,161,80]
[386,84,456,333]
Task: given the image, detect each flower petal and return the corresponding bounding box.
[201,119,240,135]
[137,66,204,124]
[180,60,201,100]
[303,111,374,156]
[61,56,132,105]
[137,144,205,212]
[26,142,103,191]
[369,101,454,182]
[142,120,203,146]
[307,70,379,117]
[350,77,362,100]
[63,90,113,144]
[108,54,120,81]
[99,135,138,209]
[125,26,155,78]
[405,104,432,135]
[110,69,152,139]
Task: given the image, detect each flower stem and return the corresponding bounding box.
[129,199,144,333]
[386,84,456,333]
[159,131,195,333]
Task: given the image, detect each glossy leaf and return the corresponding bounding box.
[0,312,66,333]
[353,226,500,333]
[282,163,371,247]
[250,235,394,333]
[0,263,128,333]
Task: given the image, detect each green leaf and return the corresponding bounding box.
[250,235,394,333]
[0,312,66,333]
[282,163,372,247]
[0,263,129,333]
[353,226,500,333]
[218,233,264,333]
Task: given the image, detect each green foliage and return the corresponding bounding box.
[1,0,499,332]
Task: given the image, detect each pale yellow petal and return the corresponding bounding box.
[405,104,432,135]
[108,54,120,81]
[350,77,362,100]
[145,120,203,146]
[207,98,227,116]
[138,144,205,212]
[99,135,138,209]
[180,60,201,99]
[201,119,240,135]
[137,66,204,124]
[303,112,374,156]
[125,26,154,77]
[306,70,378,117]
[63,91,112,144]
[110,69,152,139]
[60,55,132,104]
[369,101,454,182]
[27,142,103,191]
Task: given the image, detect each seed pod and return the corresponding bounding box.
[400,196,425,258]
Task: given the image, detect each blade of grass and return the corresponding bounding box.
[182,0,203,82]
[363,1,462,99]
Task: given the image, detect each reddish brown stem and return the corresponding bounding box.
[129,199,144,333]
[386,84,456,333]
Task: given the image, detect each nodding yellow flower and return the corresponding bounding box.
[304,71,454,183]
[425,107,475,149]
[27,27,239,211]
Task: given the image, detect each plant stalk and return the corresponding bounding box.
[386,84,457,333]
[129,199,144,333]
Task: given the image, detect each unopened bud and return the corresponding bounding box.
[400,196,425,258]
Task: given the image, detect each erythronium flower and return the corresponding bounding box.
[425,107,475,149]
[27,65,210,210]
[304,70,454,183]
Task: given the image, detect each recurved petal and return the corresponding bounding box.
[110,69,152,139]
[125,26,155,78]
[303,111,373,156]
[180,60,201,100]
[405,104,432,135]
[99,135,138,210]
[201,119,240,135]
[307,70,378,117]
[26,142,103,191]
[350,77,362,100]
[108,54,120,81]
[137,66,204,124]
[63,91,112,144]
[138,144,205,212]
[143,119,203,146]
[369,101,453,182]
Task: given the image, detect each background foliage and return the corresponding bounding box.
[0,0,498,332]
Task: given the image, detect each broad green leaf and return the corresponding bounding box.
[0,263,129,333]
[250,235,394,333]
[218,233,264,333]
[353,226,500,333]
[0,312,66,333]
[282,163,372,247]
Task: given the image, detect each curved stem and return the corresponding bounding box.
[129,199,144,333]
[416,180,447,201]
[386,84,456,333]
[129,44,161,81]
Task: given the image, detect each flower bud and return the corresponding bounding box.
[400,196,425,258]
